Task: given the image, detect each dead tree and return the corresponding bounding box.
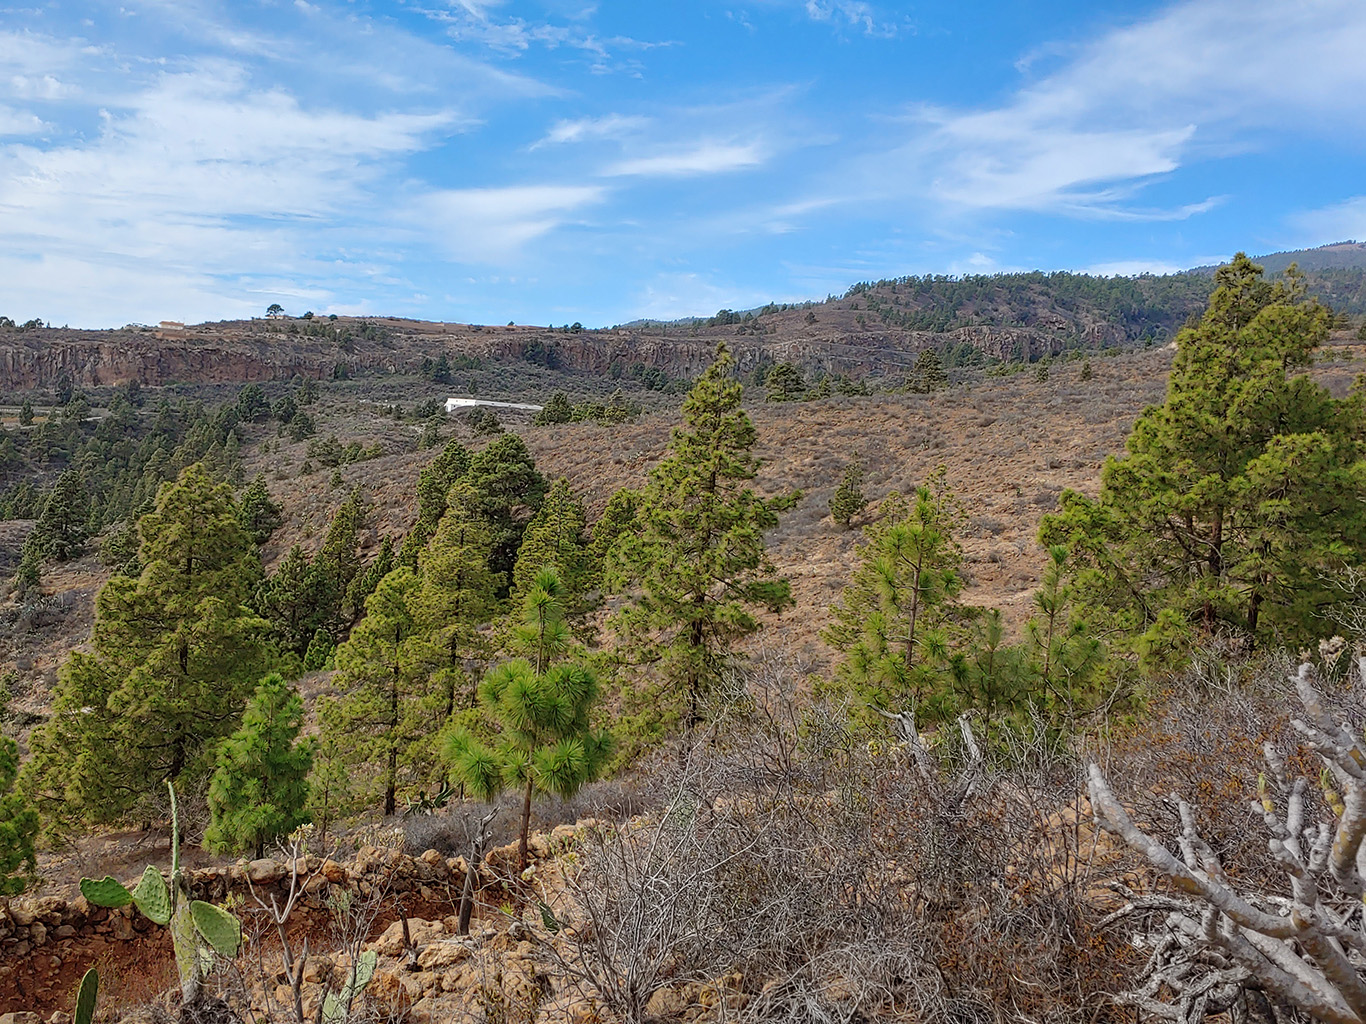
[1089,657,1366,1024]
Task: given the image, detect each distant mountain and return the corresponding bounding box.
[1192,241,1366,274]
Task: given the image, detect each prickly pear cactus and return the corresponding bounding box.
[131,864,171,926]
[78,781,245,1009]
[73,968,98,1024]
[191,899,242,957]
[321,949,379,1023]
[79,875,132,908]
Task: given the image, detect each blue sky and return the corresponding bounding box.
[2,0,1365,328]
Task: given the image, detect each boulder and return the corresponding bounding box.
[247,859,286,885]
[30,897,66,925]
[371,917,446,957]
[416,940,472,971]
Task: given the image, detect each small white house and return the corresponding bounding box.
[444,398,543,414]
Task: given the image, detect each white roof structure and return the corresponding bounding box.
[444,397,543,413]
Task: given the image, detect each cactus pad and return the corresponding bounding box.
[79,876,133,908]
[321,949,379,1023]
[190,900,242,957]
[353,949,377,988]
[73,968,98,1024]
[131,865,171,926]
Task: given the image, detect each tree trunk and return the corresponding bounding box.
[518,777,533,871]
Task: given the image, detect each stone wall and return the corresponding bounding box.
[0,822,591,1020]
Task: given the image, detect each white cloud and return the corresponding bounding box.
[0,58,465,324]
[0,4,568,326]
[423,0,668,62]
[413,184,606,263]
[629,272,777,322]
[0,105,44,136]
[533,113,651,148]
[860,0,1366,219]
[802,0,900,37]
[1291,196,1366,245]
[606,141,767,177]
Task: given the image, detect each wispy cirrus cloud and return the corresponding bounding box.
[416,0,672,64]
[531,113,651,148]
[606,141,768,178]
[413,184,606,263]
[1291,196,1366,245]
[0,5,553,325]
[848,0,1366,222]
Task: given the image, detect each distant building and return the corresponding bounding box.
[445,398,543,414]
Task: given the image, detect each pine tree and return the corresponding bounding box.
[587,488,638,589]
[321,567,438,816]
[609,344,793,740]
[909,349,948,393]
[302,627,335,671]
[511,478,589,604]
[445,569,611,869]
[822,474,965,728]
[828,461,868,527]
[534,391,573,425]
[345,535,396,626]
[18,399,33,427]
[1079,359,1094,382]
[0,737,38,896]
[255,545,329,656]
[25,467,89,562]
[205,673,314,858]
[399,439,471,566]
[465,434,547,587]
[310,488,365,632]
[238,473,283,546]
[415,480,499,718]
[236,384,271,423]
[1023,545,1106,719]
[24,464,275,823]
[1041,254,1366,657]
[946,609,1030,723]
[764,362,806,402]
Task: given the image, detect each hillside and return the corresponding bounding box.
[7,332,1364,737]
[1193,240,1366,274]
[4,250,1365,400]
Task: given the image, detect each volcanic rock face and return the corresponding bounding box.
[0,311,1100,393]
[0,332,328,390]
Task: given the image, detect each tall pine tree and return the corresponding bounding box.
[609,344,793,741]
[1041,254,1366,658]
[320,567,438,817]
[822,475,966,728]
[25,464,275,823]
[24,467,89,562]
[416,480,500,719]
[465,434,547,588]
[398,438,471,567]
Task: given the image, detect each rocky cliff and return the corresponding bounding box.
[0,307,1105,394]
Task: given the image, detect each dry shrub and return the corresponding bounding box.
[541,652,1132,1024]
[1095,642,1348,893]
